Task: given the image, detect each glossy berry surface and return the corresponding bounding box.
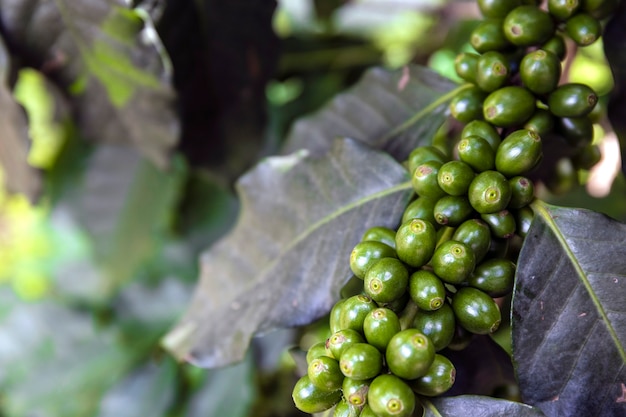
[452,218,492,263]
[468,170,512,214]
[431,240,476,284]
[395,219,437,267]
[468,258,516,297]
[409,270,446,311]
[409,354,456,396]
[327,328,366,359]
[495,129,543,177]
[457,135,496,172]
[452,287,502,335]
[363,307,402,351]
[483,86,536,127]
[308,356,344,391]
[292,375,342,414]
[412,302,456,351]
[364,258,408,303]
[349,241,397,279]
[368,374,417,417]
[340,343,383,380]
[386,329,436,379]
[503,6,555,46]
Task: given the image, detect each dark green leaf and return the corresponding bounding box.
[281,65,458,160]
[0,35,40,199]
[162,138,412,368]
[0,0,179,168]
[422,396,546,416]
[512,202,626,417]
[604,1,626,175]
[56,145,186,302]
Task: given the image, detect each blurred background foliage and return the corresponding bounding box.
[0,0,622,416]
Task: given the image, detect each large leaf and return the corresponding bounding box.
[53,145,186,302]
[604,0,626,175]
[281,65,459,160]
[0,35,40,199]
[162,138,413,368]
[0,0,179,168]
[512,202,626,417]
[422,396,545,416]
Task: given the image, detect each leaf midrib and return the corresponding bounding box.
[233,180,413,298]
[532,200,626,364]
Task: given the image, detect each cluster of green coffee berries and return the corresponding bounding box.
[451,0,612,186]
[292,0,617,415]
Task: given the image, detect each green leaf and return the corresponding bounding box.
[0,0,179,168]
[281,65,459,160]
[604,1,626,175]
[162,138,413,368]
[55,145,186,302]
[0,35,41,199]
[422,396,546,416]
[512,202,626,417]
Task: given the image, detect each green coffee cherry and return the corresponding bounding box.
[508,176,535,208]
[515,206,534,238]
[378,291,410,314]
[362,226,397,250]
[308,356,344,391]
[395,219,437,268]
[452,287,502,334]
[402,196,438,225]
[565,12,601,46]
[582,0,619,18]
[495,129,543,177]
[524,109,555,136]
[412,303,456,351]
[292,375,342,414]
[363,308,401,351]
[478,0,522,17]
[470,19,511,53]
[452,219,492,263]
[349,241,397,279]
[409,354,456,396]
[476,51,511,92]
[468,170,512,214]
[450,86,487,123]
[572,143,602,170]
[409,270,446,311]
[434,195,475,227]
[483,86,536,127]
[360,405,378,417]
[481,209,517,238]
[548,83,598,117]
[412,160,446,198]
[327,328,366,359]
[330,299,348,334]
[549,0,581,20]
[407,145,449,175]
[368,374,417,417]
[454,52,480,84]
[556,116,594,150]
[342,377,371,408]
[461,120,502,151]
[520,49,561,95]
[468,258,516,297]
[457,135,496,172]
[340,343,383,380]
[307,341,330,364]
[335,295,377,333]
[333,398,362,417]
[364,258,409,303]
[541,34,567,60]
[503,6,555,46]
[386,329,436,379]
[431,240,476,284]
[437,160,476,196]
